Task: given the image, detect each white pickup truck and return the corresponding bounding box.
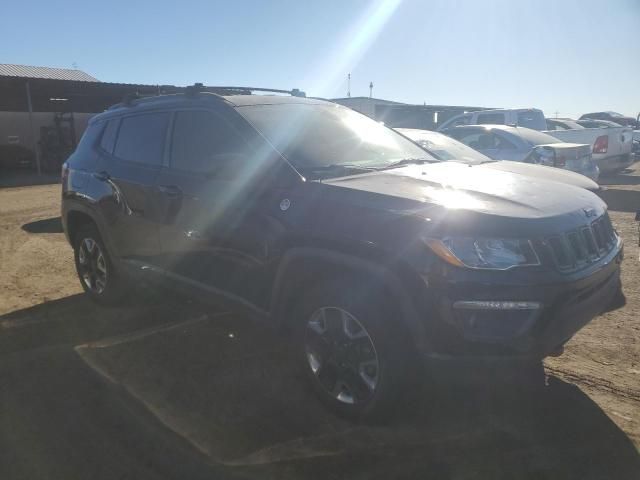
[438,108,634,174]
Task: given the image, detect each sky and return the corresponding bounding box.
[2,0,639,118]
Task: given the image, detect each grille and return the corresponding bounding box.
[545,213,617,271]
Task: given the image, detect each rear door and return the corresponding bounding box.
[98,111,170,264]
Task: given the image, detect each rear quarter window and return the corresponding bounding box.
[70,121,104,169]
[99,118,120,154]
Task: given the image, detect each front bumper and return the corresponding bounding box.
[419,238,623,360]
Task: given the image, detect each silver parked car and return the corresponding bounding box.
[441,125,599,181]
[396,128,599,191]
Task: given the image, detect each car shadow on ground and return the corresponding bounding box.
[72,311,640,480]
[21,216,63,234]
[598,188,640,213]
[0,292,202,355]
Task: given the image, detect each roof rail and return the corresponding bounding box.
[108,83,307,110]
[185,83,306,97]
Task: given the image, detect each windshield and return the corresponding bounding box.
[397,128,492,163]
[238,103,433,176]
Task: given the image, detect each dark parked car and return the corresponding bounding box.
[579,111,637,128]
[62,87,624,421]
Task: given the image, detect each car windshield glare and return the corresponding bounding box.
[237,104,434,176]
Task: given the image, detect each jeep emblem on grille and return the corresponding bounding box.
[583,208,597,218]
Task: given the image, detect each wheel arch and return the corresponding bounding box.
[66,209,98,245]
[270,247,431,352]
[63,202,117,257]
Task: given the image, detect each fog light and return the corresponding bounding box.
[453,301,542,311]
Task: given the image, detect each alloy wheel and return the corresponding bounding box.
[77,237,108,294]
[304,306,379,405]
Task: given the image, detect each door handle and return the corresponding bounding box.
[158,185,182,198]
[93,171,110,181]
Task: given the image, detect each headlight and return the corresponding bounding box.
[426,237,540,270]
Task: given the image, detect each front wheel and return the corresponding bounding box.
[294,280,411,422]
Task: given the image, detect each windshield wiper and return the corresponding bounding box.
[379,157,438,170]
[300,163,379,176]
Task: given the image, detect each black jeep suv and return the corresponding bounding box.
[62,88,623,420]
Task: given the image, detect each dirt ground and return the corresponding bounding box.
[1,165,639,479]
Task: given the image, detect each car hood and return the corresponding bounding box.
[321,162,603,219]
[478,160,599,191]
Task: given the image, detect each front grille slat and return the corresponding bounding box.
[581,227,598,256]
[545,212,616,272]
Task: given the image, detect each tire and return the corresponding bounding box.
[73,224,130,306]
[293,278,411,422]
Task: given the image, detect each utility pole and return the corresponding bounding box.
[554,110,559,118]
[369,81,374,98]
[347,73,351,98]
[25,81,41,175]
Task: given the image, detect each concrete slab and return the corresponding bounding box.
[75,312,640,478]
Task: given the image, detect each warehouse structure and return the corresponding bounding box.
[0,64,180,173]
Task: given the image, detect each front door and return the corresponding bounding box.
[155,108,286,309]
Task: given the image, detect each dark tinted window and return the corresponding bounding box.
[77,121,104,152]
[476,113,505,125]
[100,119,119,154]
[72,121,104,168]
[114,113,169,165]
[170,110,248,173]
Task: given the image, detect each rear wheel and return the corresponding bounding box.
[294,280,411,422]
[73,224,130,305]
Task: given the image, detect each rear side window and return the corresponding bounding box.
[476,113,505,125]
[114,113,170,165]
[100,119,119,154]
[170,110,248,173]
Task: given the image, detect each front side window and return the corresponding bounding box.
[237,103,432,176]
[170,110,248,173]
[114,113,170,166]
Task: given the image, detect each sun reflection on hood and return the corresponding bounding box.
[419,185,485,210]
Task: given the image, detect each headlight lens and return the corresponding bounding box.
[426,238,540,270]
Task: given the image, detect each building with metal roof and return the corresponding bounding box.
[0,64,165,173]
[0,64,99,82]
